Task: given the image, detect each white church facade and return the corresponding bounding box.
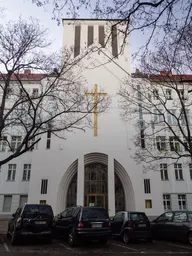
[0,19,192,218]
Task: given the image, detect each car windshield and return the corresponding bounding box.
[130,213,148,221]
[22,205,53,217]
[82,208,109,219]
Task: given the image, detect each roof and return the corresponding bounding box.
[0,73,48,81]
[132,70,192,82]
[62,18,126,22]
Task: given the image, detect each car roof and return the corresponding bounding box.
[117,211,146,214]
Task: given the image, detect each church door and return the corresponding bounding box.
[84,163,108,209]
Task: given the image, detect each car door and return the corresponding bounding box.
[152,212,173,240]
[171,211,188,241]
[9,207,22,231]
[55,209,68,236]
[111,212,124,235]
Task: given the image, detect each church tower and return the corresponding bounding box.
[62,19,131,73]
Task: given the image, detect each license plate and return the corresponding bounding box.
[35,221,46,225]
[138,224,146,227]
[92,223,102,228]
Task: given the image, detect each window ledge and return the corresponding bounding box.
[22,180,30,182]
[6,180,15,182]
[176,179,184,181]
[161,179,169,181]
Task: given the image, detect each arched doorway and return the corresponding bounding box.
[66,174,77,207]
[115,173,125,212]
[84,163,108,209]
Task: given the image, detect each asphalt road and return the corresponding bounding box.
[1,235,192,255]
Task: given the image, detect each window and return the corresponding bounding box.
[32,88,38,97]
[41,179,48,194]
[153,89,159,100]
[145,199,152,209]
[7,164,16,181]
[130,212,148,221]
[189,163,192,180]
[163,194,171,210]
[22,164,31,181]
[157,212,173,222]
[160,163,168,180]
[153,109,164,124]
[169,137,180,152]
[111,25,118,57]
[156,136,166,151]
[180,109,190,125]
[39,200,47,204]
[98,26,105,47]
[174,163,183,180]
[140,129,145,148]
[87,26,94,46]
[178,194,186,210]
[46,123,52,149]
[179,89,186,100]
[19,195,28,206]
[144,179,151,194]
[173,212,187,222]
[28,137,36,151]
[166,89,172,100]
[0,136,7,152]
[74,25,81,57]
[2,195,12,212]
[167,110,177,125]
[10,136,22,151]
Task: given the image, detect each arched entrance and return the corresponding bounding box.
[115,173,125,212]
[84,163,108,208]
[66,173,77,207]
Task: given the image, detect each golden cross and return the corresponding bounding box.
[85,84,107,136]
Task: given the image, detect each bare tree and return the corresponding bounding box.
[30,0,192,55]
[118,27,192,171]
[0,19,109,166]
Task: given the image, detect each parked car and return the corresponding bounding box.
[111,211,152,244]
[53,206,112,246]
[7,204,54,245]
[151,211,192,245]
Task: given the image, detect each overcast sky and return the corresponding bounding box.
[0,0,150,72]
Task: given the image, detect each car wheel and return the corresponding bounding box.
[11,227,19,245]
[123,231,130,244]
[187,232,192,245]
[99,239,108,245]
[68,229,76,247]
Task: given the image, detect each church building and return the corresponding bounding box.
[0,19,192,218]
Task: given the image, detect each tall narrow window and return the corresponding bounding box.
[163,194,171,210]
[178,194,186,210]
[2,195,12,212]
[156,136,166,151]
[7,164,16,181]
[32,88,39,98]
[41,179,48,194]
[160,163,168,180]
[169,136,180,152]
[111,25,118,57]
[22,164,31,181]
[144,179,151,194]
[140,129,145,148]
[99,26,105,47]
[46,123,52,149]
[74,25,81,57]
[174,163,183,180]
[0,136,7,152]
[153,89,159,100]
[166,89,172,100]
[87,26,94,46]
[10,136,22,151]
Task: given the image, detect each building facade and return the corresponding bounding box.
[0,19,192,218]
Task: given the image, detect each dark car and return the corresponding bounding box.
[7,204,54,245]
[53,206,112,246]
[111,211,152,244]
[151,211,192,245]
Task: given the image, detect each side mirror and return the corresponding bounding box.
[12,213,16,217]
[58,213,62,219]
